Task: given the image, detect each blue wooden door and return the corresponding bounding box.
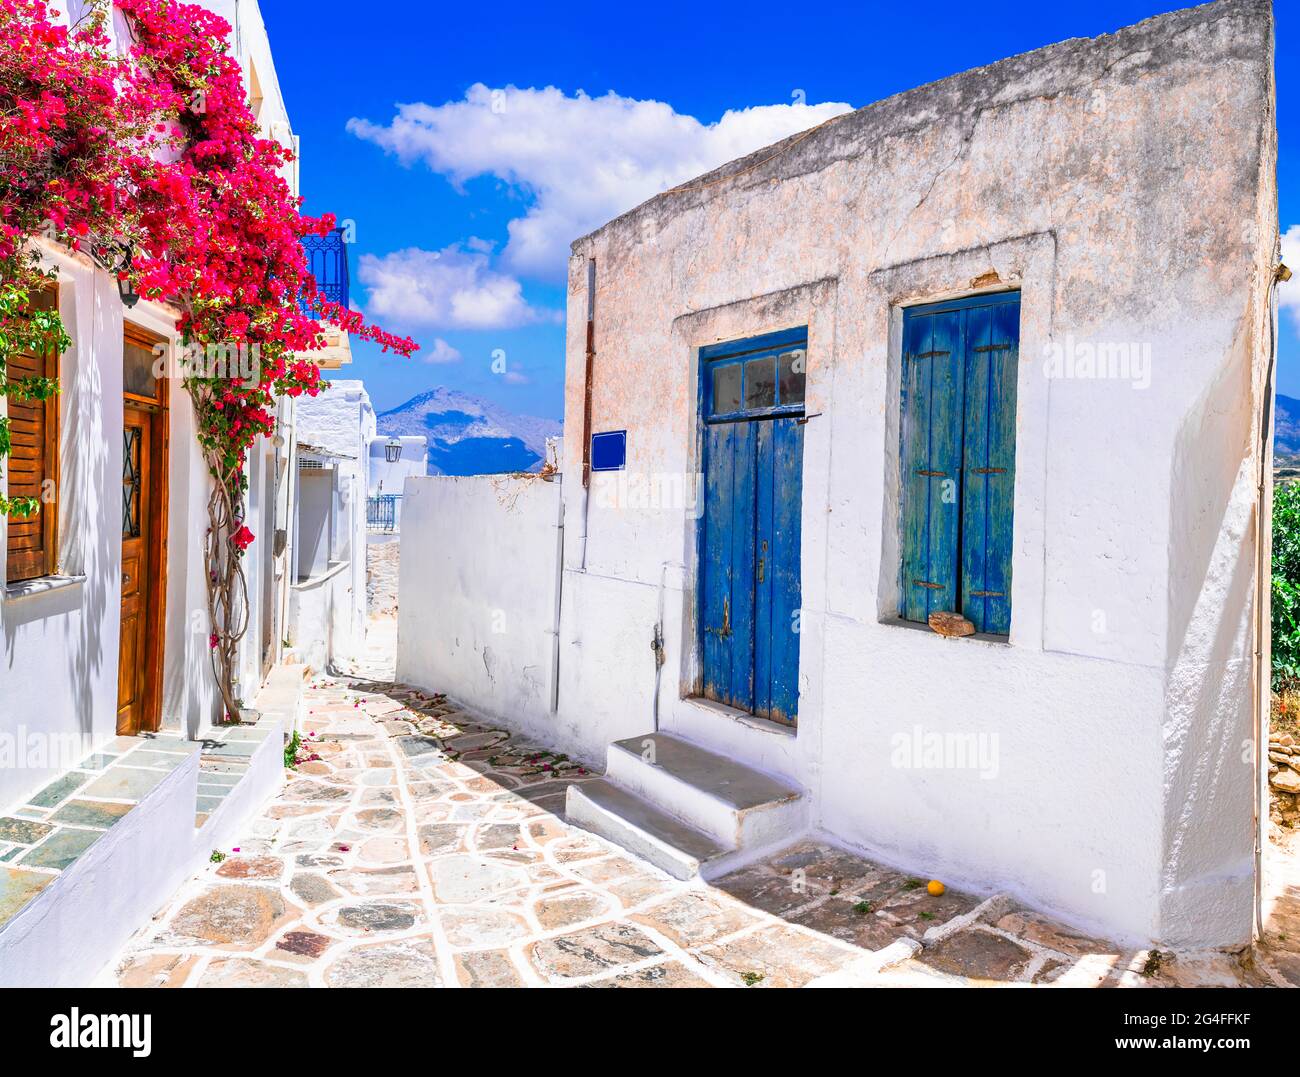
[700,329,805,725]
[900,293,1019,635]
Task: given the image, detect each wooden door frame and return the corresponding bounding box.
[123,322,170,734]
[693,327,807,715]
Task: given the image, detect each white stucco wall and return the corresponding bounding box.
[397,474,568,748]
[397,1,1277,949]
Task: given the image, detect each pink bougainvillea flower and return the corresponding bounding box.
[230,525,255,551]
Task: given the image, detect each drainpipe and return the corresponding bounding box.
[652,560,684,731]
[548,476,565,713]
[1254,260,1286,938]
[577,258,595,569]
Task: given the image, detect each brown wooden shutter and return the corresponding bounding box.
[6,294,60,583]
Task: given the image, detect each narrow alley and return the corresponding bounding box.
[100,621,1299,989]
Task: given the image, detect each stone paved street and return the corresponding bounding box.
[105,623,1300,989]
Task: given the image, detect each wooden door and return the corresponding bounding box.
[699,328,806,726]
[117,407,151,734]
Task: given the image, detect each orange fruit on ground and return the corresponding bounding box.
[927,880,945,896]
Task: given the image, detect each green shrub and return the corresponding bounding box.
[1273,483,1300,688]
[284,729,301,769]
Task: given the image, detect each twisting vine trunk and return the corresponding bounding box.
[202,455,251,721]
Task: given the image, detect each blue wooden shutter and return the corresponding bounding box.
[960,299,1019,634]
[900,308,964,621]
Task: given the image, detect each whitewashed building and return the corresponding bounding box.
[369,435,427,499]
[289,381,375,671]
[399,0,1279,950]
[366,434,427,535]
[0,0,344,986]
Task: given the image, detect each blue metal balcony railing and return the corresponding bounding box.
[300,227,349,310]
[367,494,399,533]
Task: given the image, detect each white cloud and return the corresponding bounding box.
[355,244,559,330]
[421,337,462,364]
[348,86,853,279]
[1281,225,1300,315]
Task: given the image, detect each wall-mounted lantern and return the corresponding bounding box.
[384,438,402,463]
[114,246,139,308]
[93,241,139,308]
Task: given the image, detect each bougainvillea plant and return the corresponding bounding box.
[0,0,137,514]
[1,0,417,719]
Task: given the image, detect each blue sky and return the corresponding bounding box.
[263,0,1298,416]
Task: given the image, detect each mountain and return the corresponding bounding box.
[1278,395,1300,458]
[376,387,562,477]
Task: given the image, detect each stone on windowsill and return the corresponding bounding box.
[927,611,975,638]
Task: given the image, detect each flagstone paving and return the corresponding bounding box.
[106,624,1300,989]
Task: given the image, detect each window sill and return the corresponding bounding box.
[878,615,1011,646]
[4,574,86,602]
[291,560,349,590]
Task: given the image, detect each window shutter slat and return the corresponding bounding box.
[901,309,963,620]
[960,299,1019,634]
[6,328,58,582]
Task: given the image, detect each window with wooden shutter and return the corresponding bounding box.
[899,292,1020,635]
[5,289,60,583]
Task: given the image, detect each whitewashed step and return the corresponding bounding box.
[605,732,806,850]
[566,779,729,880]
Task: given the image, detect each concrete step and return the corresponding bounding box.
[565,779,729,880]
[0,738,202,987]
[605,732,806,850]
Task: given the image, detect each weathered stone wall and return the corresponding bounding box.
[556,0,1277,946]
[367,537,401,619]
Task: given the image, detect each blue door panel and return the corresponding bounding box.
[701,421,757,711]
[701,423,733,704]
[762,417,803,723]
[754,420,775,717]
[728,422,757,710]
[701,331,804,725]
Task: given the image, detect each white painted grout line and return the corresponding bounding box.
[384,691,466,989]
[921,891,1014,946]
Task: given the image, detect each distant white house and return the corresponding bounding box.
[290,380,375,671]
[369,434,428,495]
